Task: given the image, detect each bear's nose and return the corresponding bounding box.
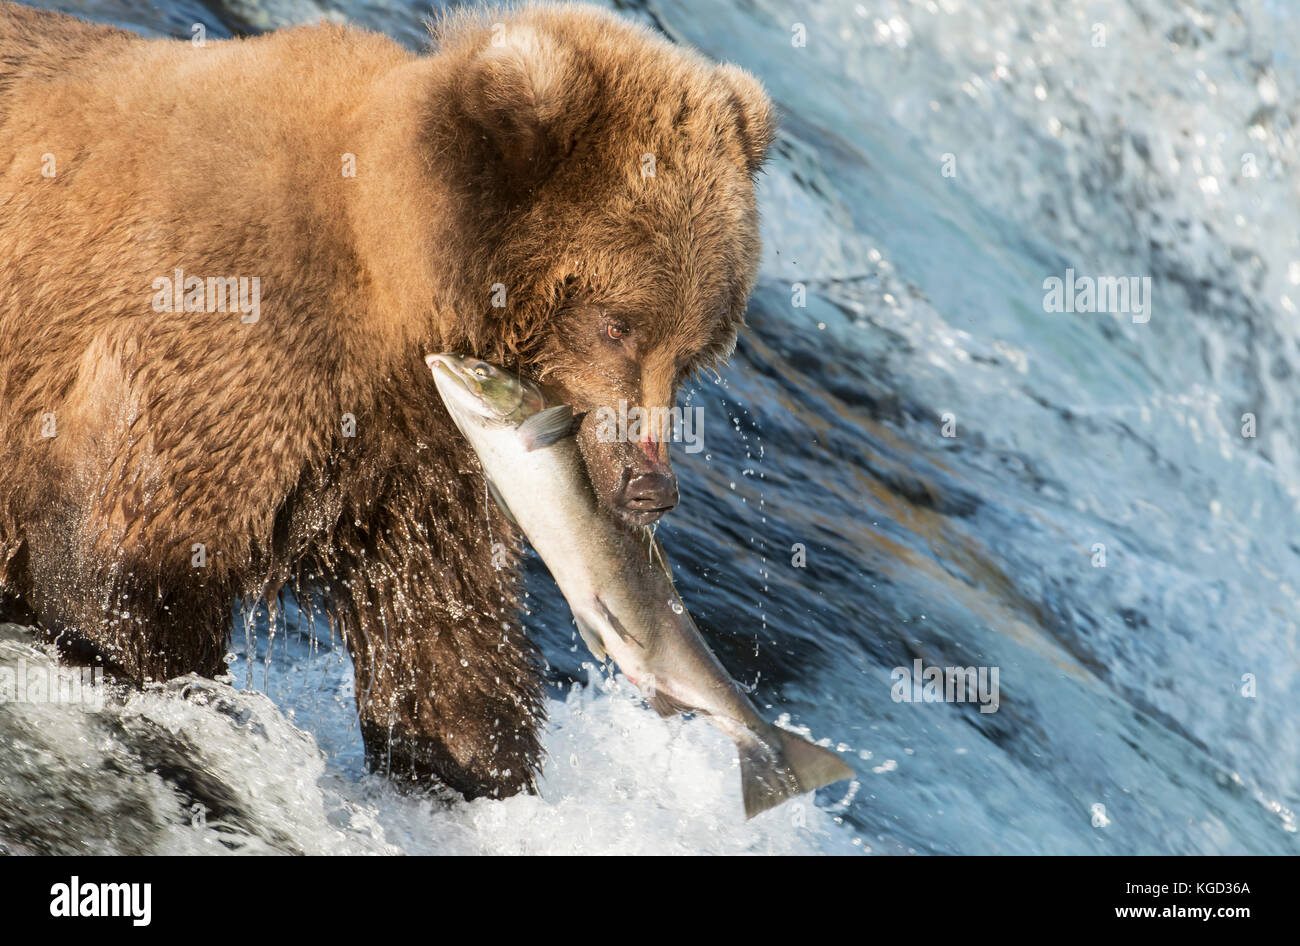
[616,469,678,525]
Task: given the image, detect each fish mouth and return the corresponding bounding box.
[425,353,469,388]
[426,353,485,409]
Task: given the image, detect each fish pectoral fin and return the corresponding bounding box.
[574,615,607,663]
[646,688,693,719]
[484,477,520,528]
[574,597,644,665]
[595,596,644,649]
[519,405,579,451]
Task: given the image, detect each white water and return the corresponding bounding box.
[0,624,860,854]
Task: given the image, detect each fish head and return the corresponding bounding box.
[425,353,546,432]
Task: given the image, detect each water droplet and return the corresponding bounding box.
[670,600,684,614]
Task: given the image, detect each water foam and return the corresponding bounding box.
[0,628,859,855]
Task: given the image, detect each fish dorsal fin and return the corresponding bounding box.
[519,405,579,452]
[485,477,520,528]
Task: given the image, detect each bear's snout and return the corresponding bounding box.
[613,464,679,526]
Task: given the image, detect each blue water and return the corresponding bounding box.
[3,0,1297,854]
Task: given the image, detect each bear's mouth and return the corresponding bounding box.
[608,465,679,526]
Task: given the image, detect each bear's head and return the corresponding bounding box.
[423,4,775,526]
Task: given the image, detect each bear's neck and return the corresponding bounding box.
[329,59,448,375]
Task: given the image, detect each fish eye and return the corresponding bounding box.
[473,362,491,377]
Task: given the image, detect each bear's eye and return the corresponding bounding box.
[605,320,628,341]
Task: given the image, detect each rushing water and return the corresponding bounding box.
[2,0,1298,855]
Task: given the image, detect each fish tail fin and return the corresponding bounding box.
[739,729,855,819]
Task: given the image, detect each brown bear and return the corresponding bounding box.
[0,1,773,800]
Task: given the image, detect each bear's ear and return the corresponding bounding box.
[458,26,572,183]
[715,64,776,176]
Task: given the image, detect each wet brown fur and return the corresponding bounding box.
[0,1,773,798]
